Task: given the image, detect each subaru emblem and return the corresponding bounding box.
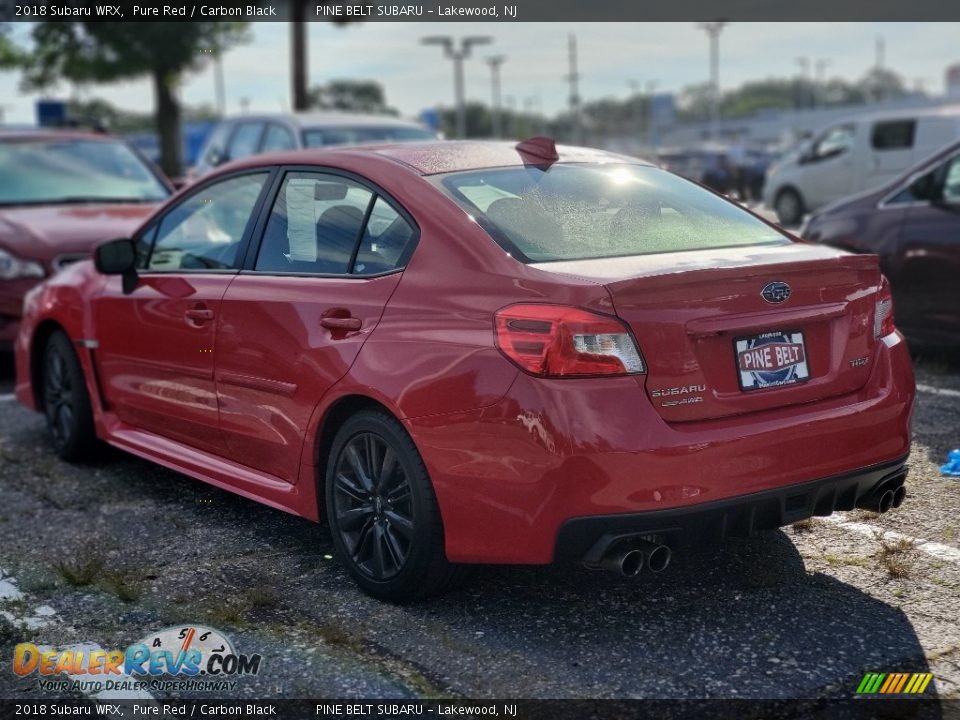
[761,281,791,304]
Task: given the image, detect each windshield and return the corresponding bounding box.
[435,163,789,263]
[0,139,170,206]
[302,125,436,147]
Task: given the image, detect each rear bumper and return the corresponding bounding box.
[408,332,914,565]
[555,457,908,563]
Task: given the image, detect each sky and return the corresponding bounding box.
[1,22,958,125]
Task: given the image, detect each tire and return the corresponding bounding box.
[41,331,97,461]
[325,409,469,602]
[774,188,804,227]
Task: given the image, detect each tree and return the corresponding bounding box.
[0,23,23,69]
[19,21,249,177]
[308,80,397,115]
[291,0,355,112]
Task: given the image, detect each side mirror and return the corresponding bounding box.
[94,238,139,294]
[206,147,225,167]
[909,172,942,203]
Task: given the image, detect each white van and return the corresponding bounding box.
[763,105,960,225]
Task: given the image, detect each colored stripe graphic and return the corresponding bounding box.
[857,673,886,693]
[857,672,932,694]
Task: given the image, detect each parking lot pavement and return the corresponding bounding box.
[0,353,958,702]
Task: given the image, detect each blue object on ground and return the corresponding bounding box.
[942,449,960,477]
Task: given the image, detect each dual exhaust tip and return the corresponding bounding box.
[601,539,671,578]
[856,477,907,514]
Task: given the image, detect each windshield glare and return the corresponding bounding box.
[0,139,170,205]
[302,125,436,147]
[436,163,789,262]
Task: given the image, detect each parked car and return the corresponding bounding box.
[803,139,960,346]
[191,112,439,179]
[764,105,960,225]
[656,146,736,195]
[15,139,914,601]
[0,130,171,351]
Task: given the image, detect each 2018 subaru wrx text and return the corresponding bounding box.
[14,138,915,601]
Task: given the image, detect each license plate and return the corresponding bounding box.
[735,330,810,391]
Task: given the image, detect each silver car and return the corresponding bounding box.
[192,112,439,178]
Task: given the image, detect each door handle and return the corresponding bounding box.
[320,316,361,331]
[185,308,215,323]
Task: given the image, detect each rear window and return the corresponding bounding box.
[434,164,789,262]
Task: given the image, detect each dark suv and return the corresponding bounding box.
[803,140,960,346]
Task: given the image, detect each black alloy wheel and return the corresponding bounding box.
[325,410,471,602]
[42,331,96,461]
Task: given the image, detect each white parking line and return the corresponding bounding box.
[0,394,15,402]
[824,516,960,565]
[916,383,960,399]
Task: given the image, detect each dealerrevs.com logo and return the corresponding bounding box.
[14,625,262,693]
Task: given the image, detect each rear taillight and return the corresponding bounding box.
[874,275,896,338]
[494,304,645,377]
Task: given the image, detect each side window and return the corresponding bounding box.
[200,123,231,169]
[134,224,158,270]
[228,123,265,161]
[261,124,297,152]
[811,124,855,161]
[255,172,373,274]
[354,197,416,275]
[147,173,269,271]
[871,120,916,151]
[943,156,960,204]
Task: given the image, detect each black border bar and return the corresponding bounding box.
[2,0,960,22]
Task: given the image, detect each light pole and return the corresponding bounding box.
[486,56,506,138]
[422,35,493,139]
[214,54,226,117]
[698,21,728,140]
[627,80,641,148]
[814,58,831,107]
[645,80,659,150]
[795,56,811,108]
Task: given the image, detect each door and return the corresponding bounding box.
[894,153,960,341]
[94,171,271,453]
[801,123,857,208]
[215,170,418,482]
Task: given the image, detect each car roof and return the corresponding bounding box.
[231,140,651,176]
[830,103,960,126]
[217,111,430,131]
[0,129,120,142]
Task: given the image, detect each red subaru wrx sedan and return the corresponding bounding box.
[14,139,915,601]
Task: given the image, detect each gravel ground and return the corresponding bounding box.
[0,351,958,703]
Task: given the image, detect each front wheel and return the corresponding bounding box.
[325,410,468,602]
[42,331,97,461]
[774,188,804,227]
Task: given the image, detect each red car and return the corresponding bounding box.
[0,130,171,350]
[14,139,915,601]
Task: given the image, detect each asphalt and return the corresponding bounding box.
[0,350,958,703]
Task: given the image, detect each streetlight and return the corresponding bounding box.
[486,56,506,138]
[422,35,493,139]
[698,21,728,140]
[814,58,831,107]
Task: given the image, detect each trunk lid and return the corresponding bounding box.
[533,243,881,422]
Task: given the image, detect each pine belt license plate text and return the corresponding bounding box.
[735,330,810,391]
